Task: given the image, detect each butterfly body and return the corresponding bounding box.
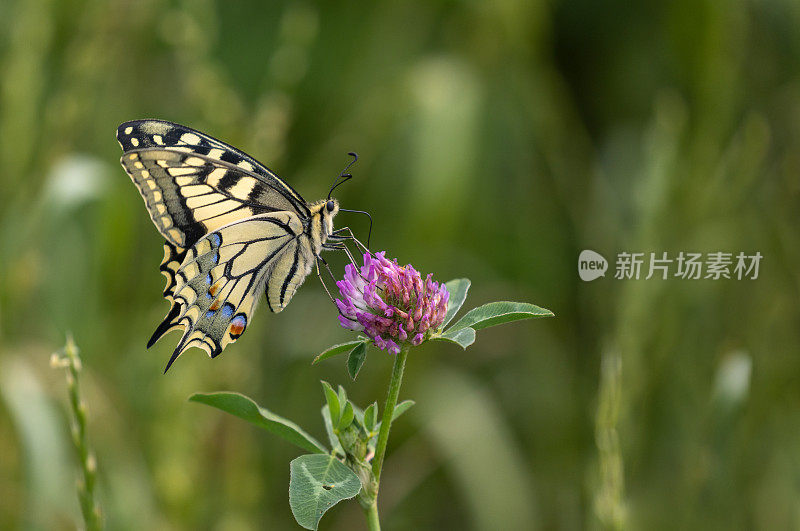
[117,120,340,370]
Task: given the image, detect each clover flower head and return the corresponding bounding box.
[335,252,449,354]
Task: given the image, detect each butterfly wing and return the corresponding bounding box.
[117,120,310,250]
[117,119,316,326]
[151,212,316,371]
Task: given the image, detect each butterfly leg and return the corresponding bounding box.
[322,240,360,270]
[321,255,344,289]
[329,226,370,255]
[316,253,364,329]
[322,241,377,296]
[315,255,341,304]
[314,255,362,330]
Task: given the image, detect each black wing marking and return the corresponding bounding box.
[117,120,310,249]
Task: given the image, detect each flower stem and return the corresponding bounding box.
[363,501,381,531]
[372,345,409,484]
[359,346,408,531]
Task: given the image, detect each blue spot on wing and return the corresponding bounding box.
[211,233,221,247]
[221,303,235,318]
[205,310,216,319]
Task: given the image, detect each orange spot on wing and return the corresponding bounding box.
[230,321,245,336]
[209,300,220,311]
[209,284,220,296]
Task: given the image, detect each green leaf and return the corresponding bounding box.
[338,401,355,430]
[432,327,476,350]
[442,278,471,328]
[321,382,340,428]
[350,402,364,427]
[190,392,327,454]
[289,454,362,530]
[349,402,370,438]
[337,385,347,416]
[392,400,415,422]
[363,402,378,433]
[365,400,415,449]
[312,341,365,365]
[321,405,344,456]
[447,301,553,333]
[346,343,367,380]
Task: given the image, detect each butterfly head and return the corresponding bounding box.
[310,198,339,241]
[324,198,340,221]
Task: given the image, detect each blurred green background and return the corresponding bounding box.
[1,0,799,529]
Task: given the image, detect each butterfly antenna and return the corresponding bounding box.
[328,152,358,200]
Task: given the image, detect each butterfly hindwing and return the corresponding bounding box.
[150,212,314,371]
[117,120,310,249]
[159,240,187,302]
[264,234,316,313]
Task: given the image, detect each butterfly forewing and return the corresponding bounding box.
[117,120,308,212]
[118,120,310,249]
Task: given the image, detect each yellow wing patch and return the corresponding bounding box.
[120,149,264,248]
